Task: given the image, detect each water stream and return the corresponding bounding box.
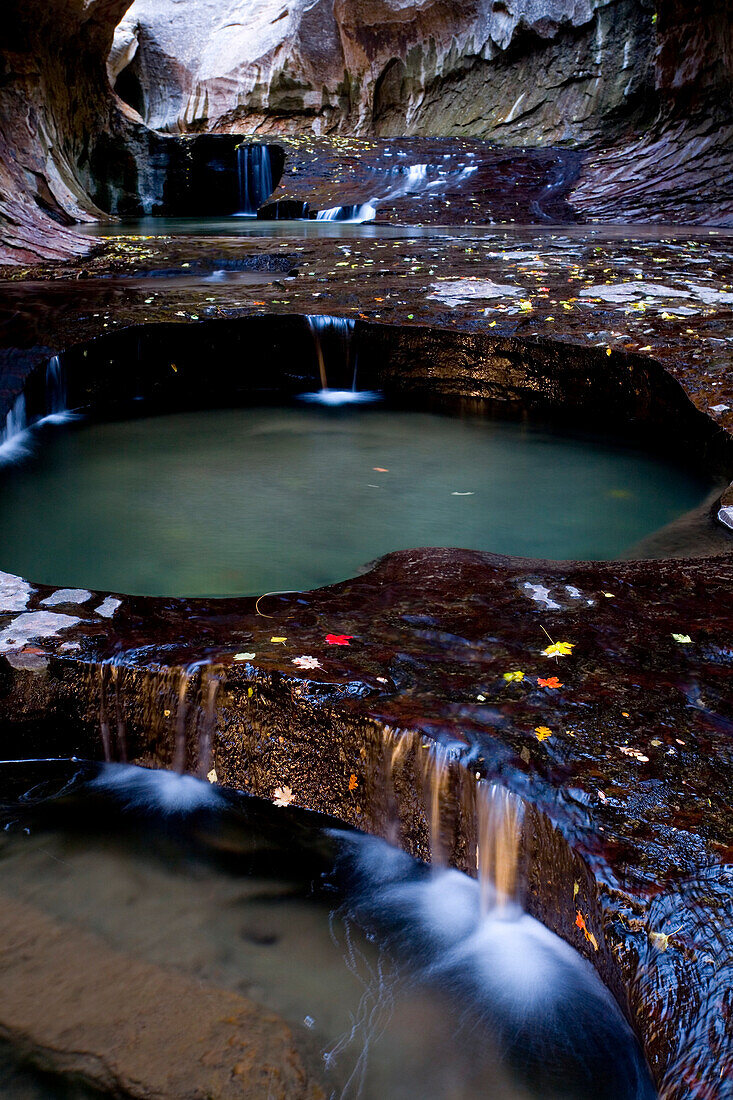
[0,760,655,1100]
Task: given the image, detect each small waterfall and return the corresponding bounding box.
[236,145,274,216]
[377,727,525,913]
[171,660,221,777]
[92,657,222,777]
[301,316,380,406]
[45,355,67,420]
[0,392,29,462]
[316,201,377,224]
[0,392,27,445]
[0,355,69,464]
[97,656,130,763]
[403,164,428,190]
[475,781,524,915]
[420,743,454,866]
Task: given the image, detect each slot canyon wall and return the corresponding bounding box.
[1,0,732,262]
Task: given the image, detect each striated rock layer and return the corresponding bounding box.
[0,0,132,263]
[109,0,733,223]
[113,0,658,140]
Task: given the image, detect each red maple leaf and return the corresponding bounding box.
[538,676,562,689]
[326,634,353,646]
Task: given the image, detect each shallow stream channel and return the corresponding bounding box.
[0,761,655,1100]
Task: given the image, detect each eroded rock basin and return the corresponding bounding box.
[1,233,733,1099]
[0,401,716,597]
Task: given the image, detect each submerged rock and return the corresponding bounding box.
[0,891,325,1099]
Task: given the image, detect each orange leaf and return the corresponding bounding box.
[538,677,562,689]
[575,911,599,951]
[348,774,358,791]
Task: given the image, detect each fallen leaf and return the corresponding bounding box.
[206,768,218,784]
[503,670,525,682]
[348,774,358,791]
[293,655,322,670]
[620,746,650,762]
[373,467,389,472]
[270,636,287,644]
[648,925,681,952]
[537,676,562,689]
[534,726,553,742]
[543,641,574,658]
[575,911,599,950]
[326,634,353,645]
[671,633,692,644]
[273,786,294,807]
[234,652,256,661]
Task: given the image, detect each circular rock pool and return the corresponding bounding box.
[0,403,714,597]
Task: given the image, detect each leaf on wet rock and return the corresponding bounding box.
[534,726,553,741]
[503,670,525,682]
[233,652,256,661]
[348,774,358,791]
[537,677,562,688]
[326,634,353,645]
[273,786,294,807]
[648,926,681,952]
[542,641,574,657]
[620,746,650,763]
[293,655,322,670]
[575,911,599,951]
[671,633,693,644]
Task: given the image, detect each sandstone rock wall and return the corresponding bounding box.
[0,0,133,262]
[112,0,658,142]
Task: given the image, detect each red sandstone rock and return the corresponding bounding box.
[0,891,324,1099]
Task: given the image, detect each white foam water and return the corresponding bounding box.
[334,830,656,1100]
[317,202,378,223]
[89,762,222,814]
[0,357,73,465]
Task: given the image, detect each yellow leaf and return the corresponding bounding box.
[543,641,574,657]
[534,726,553,741]
[503,670,525,682]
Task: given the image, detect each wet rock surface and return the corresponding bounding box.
[1,229,733,1090]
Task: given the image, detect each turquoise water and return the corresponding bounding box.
[75,218,718,241]
[0,405,711,597]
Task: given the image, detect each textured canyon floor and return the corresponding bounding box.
[1,213,733,1098]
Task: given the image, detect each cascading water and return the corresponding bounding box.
[0,393,28,461]
[93,657,221,779]
[45,354,67,421]
[236,145,274,216]
[301,315,380,405]
[316,202,378,224]
[0,354,69,464]
[313,162,478,224]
